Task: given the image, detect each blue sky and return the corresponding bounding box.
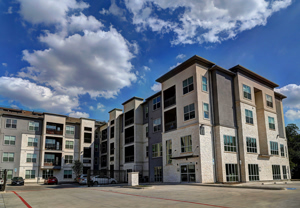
[0,0,299,127]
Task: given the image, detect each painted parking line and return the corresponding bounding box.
[12,191,32,208]
[97,190,231,208]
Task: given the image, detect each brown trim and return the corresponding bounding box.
[108,108,123,113]
[122,96,144,105]
[209,65,236,76]
[274,91,287,100]
[145,91,161,101]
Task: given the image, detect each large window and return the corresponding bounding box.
[280,144,285,157]
[226,164,239,182]
[282,166,287,179]
[110,126,115,138]
[4,136,15,145]
[181,164,195,182]
[224,135,236,152]
[272,165,281,180]
[125,145,134,163]
[29,121,39,131]
[84,133,92,143]
[202,76,208,92]
[6,119,17,129]
[145,106,149,118]
[25,170,35,179]
[110,143,114,155]
[153,96,161,110]
[184,103,195,121]
[246,137,257,153]
[153,118,161,132]
[154,166,162,182]
[248,164,259,181]
[64,170,72,179]
[66,126,75,135]
[26,153,37,163]
[245,109,253,124]
[28,137,38,147]
[83,147,91,158]
[270,141,279,155]
[166,140,172,164]
[3,152,14,162]
[181,135,192,153]
[243,84,251,100]
[266,94,273,108]
[152,143,162,158]
[65,155,73,164]
[65,141,74,149]
[42,170,53,179]
[183,76,194,94]
[203,103,209,119]
[268,117,275,130]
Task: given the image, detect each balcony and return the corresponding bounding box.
[164,85,176,109]
[125,155,134,163]
[125,126,134,144]
[125,109,134,127]
[125,145,134,163]
[44,153,61,169]
[164,108,177,132]
[165,121,177,132]
[125,118,134,126]
[46,122,63,135]
[45,137,62,151]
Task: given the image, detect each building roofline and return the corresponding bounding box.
[122,96,144,105]
[44,112,68,118]
[209,65,236,76]
[145,91,161,101]
[0,113,43,119]
[229,65,279,88]
[274,91,287,99]
[80,117,96,121]
[108,108,123,113]
[156,55,215,83]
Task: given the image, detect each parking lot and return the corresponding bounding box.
[1,182,300,208]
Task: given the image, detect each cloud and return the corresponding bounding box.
[69,111,89,118]
[285,110,300,121]
[169,62,181,70]
[176,54,186,59]
[99,0,127,21]
[143,66,151,71]
[68,13,103,33]
[0,77,78,114]
[97,103,105,112]
[6,7,13,14]
[2,63,7,67]
[151,83,161,92]
[276,84,300,109]
[124,0,292,45]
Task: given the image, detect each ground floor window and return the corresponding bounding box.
[154,166,162,182]
[282,166,287,179]
[181,164,195,182]
[272,165,281,180]
[248,164,259,181]
[64,170,72,179]
[7,169,13,179]
[25,170,35,179]
[226,164,238,182]
[42,170,54,179]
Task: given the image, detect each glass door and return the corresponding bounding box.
[181,164,195,182]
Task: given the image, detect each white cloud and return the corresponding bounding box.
[143,66,151,71]
[69,111,89,118]
[97,103,105,112]
[276,84,300,109]
[169,62,181,70]
[176,54,186,59]
[0,77,78,114]
[89,106,94,110]
[151,83,161,92]
[124,0,292,45]
[2,63,7,67]
[99,0,127,21]
[6,7,13,14]
[285,110,300,121]
[68,13,103,33]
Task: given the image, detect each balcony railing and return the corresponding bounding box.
[125,155,134,163]
[125,118,134,126]
[44,162,61,166]
[164,96,176,108]
[45,144,62,150]
[125,136,134,144]
[46,129,63,135]
[165,121,177,132]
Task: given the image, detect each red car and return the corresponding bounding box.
[44,176,58,185]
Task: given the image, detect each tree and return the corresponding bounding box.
[286,124,300,179]
[72,160,83,179]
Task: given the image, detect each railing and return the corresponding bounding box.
[125,117,134,126]
[164,96,176,108]
[44,162,61,166]
[125,155,134,163]
[125,136,134,144]
[45,144,62,150]
[165,121,177,132]
[46,129,63,135]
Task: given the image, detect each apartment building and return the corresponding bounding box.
[0,107,104,182]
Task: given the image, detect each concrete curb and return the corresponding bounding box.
[187,183,286,190]
[121,185,154,190]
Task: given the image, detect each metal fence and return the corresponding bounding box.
[0,170,7,192]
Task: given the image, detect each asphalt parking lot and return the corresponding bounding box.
[1,182,300,208]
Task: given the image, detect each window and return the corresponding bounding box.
[226,164,239,182]
[153,96,161,110]
[243,84,251,100]
[42,170,53,179]
[110,157,114,162]
[95,144,98,152]
[29,121,39,131]
[6,119,17,129]
[248,164,259,181]
[110,120,115,125]
[44,154,55,164]
[181,135,192,153]
[282,166,287,179]
[245,109,253,124]
[203,103,209,119]
[28,137,38,147]
[280,144,284,157]
[154,166,162,182]
[125,145,134,163]
[110,143,114,155]
[83,147,92,158]
[94,157,98,165]
[146,146,148,157]
[270,141,279,155]
[266,94,273,108]
[152,143,162,157]
[184,103,195,121]
[183,76,194,94]
[272,165,281,180]
[3,152,14,162]
[25,170,35,179]
[146,126,149,137]
[268,117,275,130]
[66,126,75,135]
[65,141,74,149]
[84,127,92,131]
[4,136,15,145]
[84,133,92,143]
[145,106,148,118]
[101,143,107,154]
[65,155,73,164]
[153,118,161,132]
[101,155,107,167]
[181,164,195,182]
[26,153,37,163]
[166,140,172,164]
[224,135,236,152]
[64,170,72,179]
[7,170,13,180]
[246,137,257,153]
[110,126,114,138]
[202,76,208,92]
[285,146,288,157]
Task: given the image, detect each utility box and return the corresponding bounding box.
[128,172,139,186]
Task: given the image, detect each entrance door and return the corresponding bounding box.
[181,164,195,182]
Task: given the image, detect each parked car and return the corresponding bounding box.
[92,176,117,185]
[44,176,58,185]
[11,177,24,186]
[79,176,88,185]
[76,174,87,183]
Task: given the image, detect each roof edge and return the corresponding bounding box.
[122,96,144,105]
[274,91,287,99]
[108,108,123,113]
[209,65,236,76]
